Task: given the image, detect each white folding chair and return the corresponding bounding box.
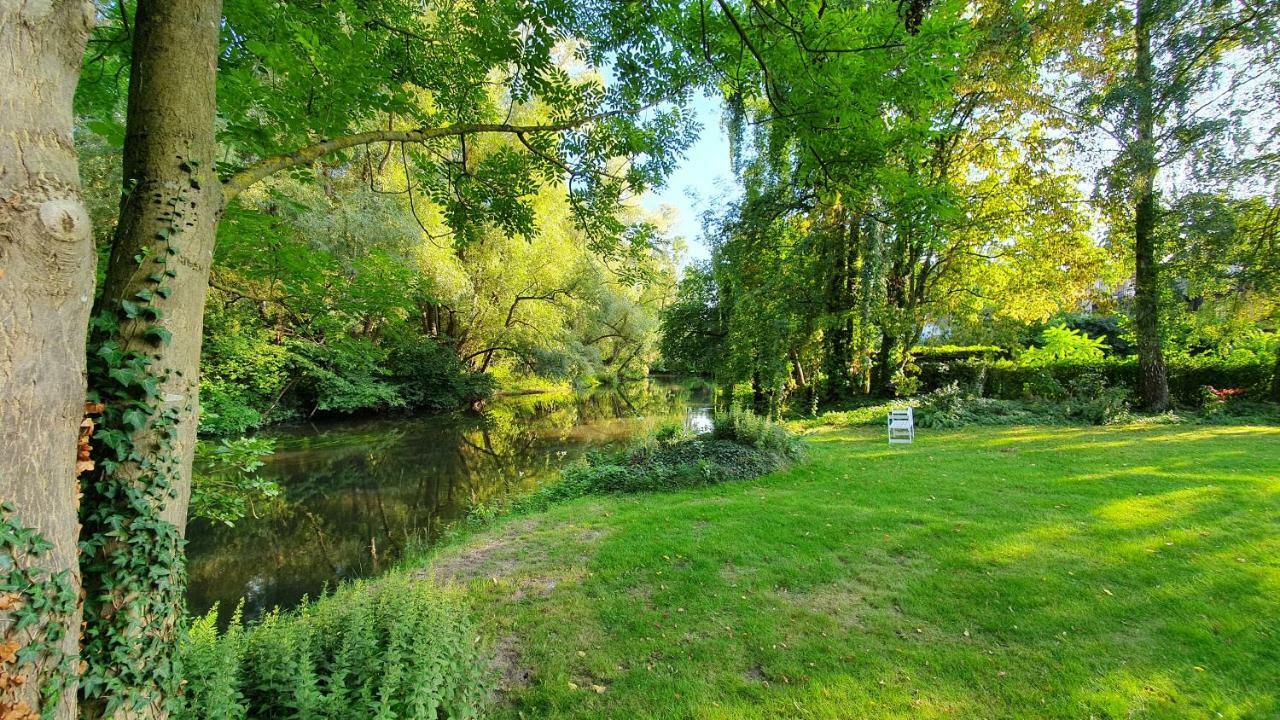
[887,407,915,444]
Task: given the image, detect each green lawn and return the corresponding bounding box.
[424,425,1280,719]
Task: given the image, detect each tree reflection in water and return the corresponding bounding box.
[185,379,710,623]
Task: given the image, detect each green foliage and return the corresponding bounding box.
[910,345,1005,361]
[0,504,78,718]
[1020,325,1108,364]
[388,337,495,412]
[986,357,1275,407]
[81,175,195,716]
[469,414,802,521]
[658,264,724,374]
[191,439,279,527]
[911,350,1276,408]
[711,407,801,458]
[915,378,1130,428]
[178,605,247,720]
[175,576,490,720]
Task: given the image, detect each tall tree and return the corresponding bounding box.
[0,2,95,718]
[77,0,693,713]
[1062,0,1280,409]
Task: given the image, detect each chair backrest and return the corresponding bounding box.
[888,408,913,423]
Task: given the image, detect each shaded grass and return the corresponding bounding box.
[425,424,1280,719]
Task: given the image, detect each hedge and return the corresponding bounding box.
[914,356,1275,406]
[910,345,1009,362]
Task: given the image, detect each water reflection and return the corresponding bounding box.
[186,379,710,622]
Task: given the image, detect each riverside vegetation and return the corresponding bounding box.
[170,411,805,718]
[3,0,1279,717]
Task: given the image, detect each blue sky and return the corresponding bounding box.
[641,93,738,266]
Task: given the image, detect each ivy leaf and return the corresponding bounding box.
[122,409,148,431]
[109,367,142,387]
[145,326,173,346]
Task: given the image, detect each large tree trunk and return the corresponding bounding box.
[0,2,95,718]
[80,0,222,716]
[1131,0,1169,411]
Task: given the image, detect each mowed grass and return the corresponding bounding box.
[425,425,1280,719]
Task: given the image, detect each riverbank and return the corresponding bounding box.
[186,380,713,621]
[422,423,1280,718]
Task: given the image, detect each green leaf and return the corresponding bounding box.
[144,326,172,346]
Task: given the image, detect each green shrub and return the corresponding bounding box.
[986,357,1273,406]
[1020,325,1107,364]
[915,374,1130,428]
[711,408,801,458]
[915,357,990,395]
[910,345,1006,361]
[176,576,490,720]
[474,414,802,521]
[387,337,495,412]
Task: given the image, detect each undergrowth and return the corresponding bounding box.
[175,576,490,719]
[463,410,803,525]
[794,382,1278,431]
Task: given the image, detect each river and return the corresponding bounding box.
[185,379,712,623]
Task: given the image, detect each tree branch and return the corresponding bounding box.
[221,113,615,205]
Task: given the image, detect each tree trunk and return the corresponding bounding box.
[0,2,95,718]
[80,0,223,716]
[1271,345,1279,403]
[871,330,898,397]
[1132,0,1169,411]
[821,214,859,404]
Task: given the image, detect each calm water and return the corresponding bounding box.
[185,380,711,622]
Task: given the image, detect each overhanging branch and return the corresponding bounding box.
[220,113,615,205]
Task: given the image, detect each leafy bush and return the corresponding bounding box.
[1020,325,1107,364]
[290,337,405,414]
[915,374,1130,428]
[176,576,490,720]
[476,413,802,519]
[986,356,1273,406]
[199,385,268,437]
[915,383,967,429]
[910,345,1005,361]
[915,357,990,396]
[387,336,495,413]
[711,407,801,457]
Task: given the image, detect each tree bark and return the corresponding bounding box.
[81,0,222,716]
[1271,345,1279,403]
[1132,0,1170,411]
[821,212,859,403]
[0,2,95,718]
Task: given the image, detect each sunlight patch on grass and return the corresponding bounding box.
[1094,486,1223,528]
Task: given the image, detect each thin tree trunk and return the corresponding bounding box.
[81,0,223,716]
[1271,346,1279,403]
[0,2,95,718]
[1132,0,1169,411]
